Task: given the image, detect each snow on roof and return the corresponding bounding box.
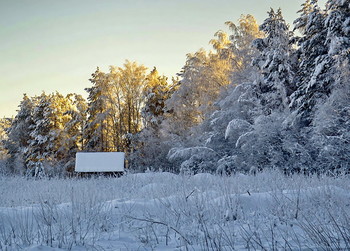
[75,152,124,172]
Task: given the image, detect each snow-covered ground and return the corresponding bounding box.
[1,170,350,250]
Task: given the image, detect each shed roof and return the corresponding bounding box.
[75,152,124,172]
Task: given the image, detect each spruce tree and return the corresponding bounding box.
[252,8,294,115]
[325,0,350,64]
[310,0,350,172]
[312,60,350,173]
[26,93,53,175]
[142,67,171,129]
[229,8,295,171]
[84,67,113,152]
[5,94,34,173]
[290,0,329,127]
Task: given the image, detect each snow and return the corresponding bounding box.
[308,59,326,91]
[167,147,217,162]
[1,171,350,250]
[235,131,258,148]
[24,246,63,251]
[224,118,252,140]
[75,152,124,172]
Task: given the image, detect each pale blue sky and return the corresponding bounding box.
[0,0,326,118]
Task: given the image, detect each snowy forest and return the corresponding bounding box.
[1,0,350,176]
[2,1,350,250]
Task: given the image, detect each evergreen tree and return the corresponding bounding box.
[228,8,295,171]
[26,93,53,175]
[290,0,329,127]
[309,0,350,172]
[312,58,350,173]
[325,0,350,64]
[23,92,75,175]
[142,67,172,129]
[84,67,115,152]
[0,118,11,162]
[252,8,294,115]
[5,94,34,173]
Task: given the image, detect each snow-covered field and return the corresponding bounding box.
[1,170,350,250]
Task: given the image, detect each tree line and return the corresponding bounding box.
[1,0,349,176]
[163,0,350,175]
[1,61,175,175]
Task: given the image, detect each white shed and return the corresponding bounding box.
[75,152,125,173]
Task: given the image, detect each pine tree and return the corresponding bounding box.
[325,0,350,64]
[222,8,295,172]
[23,92,73,175]
[293,0,315,33]
[0,118,11,162]
[26,93,53,175]
[142,67,172,129]
[290,0,329,127]
[252,8,294,115]
[309,0,350,172]
[5,94,35,173]
[84,67,115,152]
[312,58,350,173]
